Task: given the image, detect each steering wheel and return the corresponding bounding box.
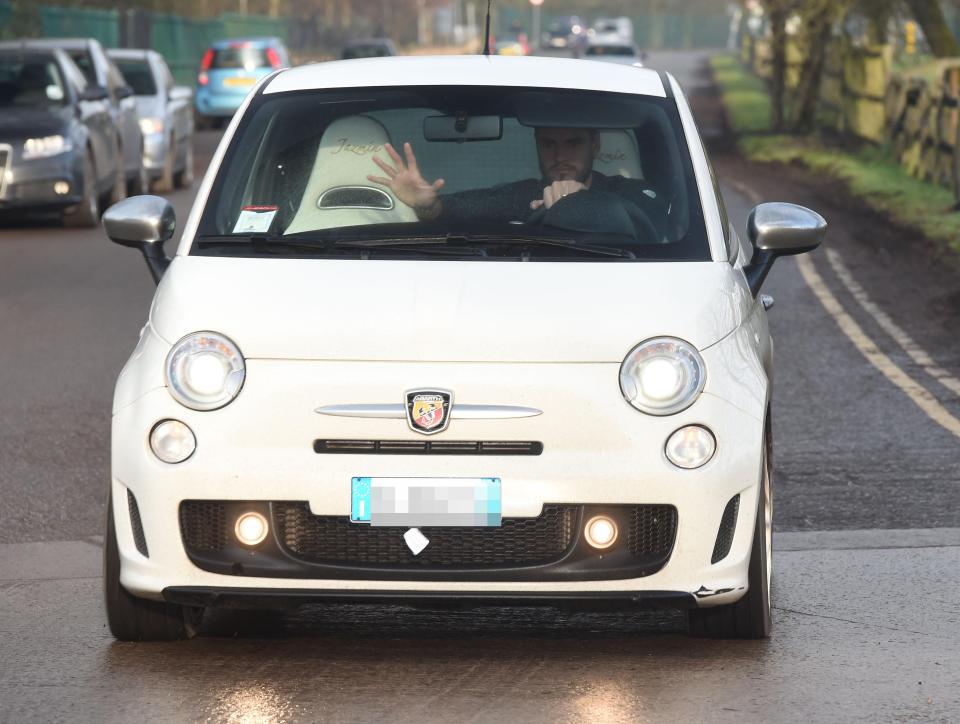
[525,189,660,244]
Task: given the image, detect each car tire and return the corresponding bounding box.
[105,138,127,210]
[104,490,202,641]
[152,136,176,193]
[63,152,99,228]
[174,139,194,189]
[687,430,772,639]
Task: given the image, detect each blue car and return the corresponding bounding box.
[194,37,289,127]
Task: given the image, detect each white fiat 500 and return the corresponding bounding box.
[102,55,825,641]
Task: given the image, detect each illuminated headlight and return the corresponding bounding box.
[665,425,716,469]
[165,331,245,411]
[149,419,196,463]
[139,117,164,136]
[22,134,72,159]
[619,337,706,415]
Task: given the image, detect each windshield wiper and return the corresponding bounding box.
[195,235,486,257]
[333,234,635,259]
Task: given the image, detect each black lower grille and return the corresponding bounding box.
[274,502,576,567]
[179,501,678,581]
[127,489,149,557]
[711,494,740,563]
[180,501,230,553]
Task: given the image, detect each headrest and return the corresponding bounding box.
[285,115,417,233]
[593,129,643,180]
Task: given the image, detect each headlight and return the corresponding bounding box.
[139,117,164,135]
[619,337,706,415]
[22,134,72,159]
[165,331,245,410]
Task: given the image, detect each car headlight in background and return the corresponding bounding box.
[619,337,706,415]
[665,425,716,469]
[165,331,245,410]
[22,134,72,159]
[138,118,164,136]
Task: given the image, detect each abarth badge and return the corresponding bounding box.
[405,389,452,435]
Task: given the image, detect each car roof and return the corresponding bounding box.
[266,55,665,97]
[210,37,282,49]
[107,48,156,61]
[345,38,394,46]
[6,38,97,51]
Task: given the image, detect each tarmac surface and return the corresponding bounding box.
[0,50,958,722]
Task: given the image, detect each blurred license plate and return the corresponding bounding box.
[351,477,501,527]
[224,77,255,87]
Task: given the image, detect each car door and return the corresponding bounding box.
[105,55,141,176]
[62,56,112,191]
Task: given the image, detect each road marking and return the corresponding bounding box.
[795,254,960,440]
[825,248,960,398]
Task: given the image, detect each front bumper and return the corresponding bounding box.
[111,352,766,609]
[0,150,82,212]
[142,133,169,175]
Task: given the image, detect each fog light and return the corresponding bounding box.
[665,425,716,469]
[53,181,70,195]
[584,515,618,550]
[235,512,268,546]
[149,419,196,463]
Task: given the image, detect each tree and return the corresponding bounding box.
[904,0,960,56]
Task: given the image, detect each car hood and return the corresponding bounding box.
[150,256,750,362]
[0,106,68,140]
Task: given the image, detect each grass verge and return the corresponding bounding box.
[710,54,960,254]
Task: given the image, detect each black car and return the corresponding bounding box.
[341,38,398,60]
[0,46,124,226]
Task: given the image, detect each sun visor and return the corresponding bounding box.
[513,92,648,129]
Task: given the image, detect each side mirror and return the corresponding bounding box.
[744,202,826,296]
[116,84,135,100]
[168,85,192,102]
[79,85,109,102]
[102,195,175,284]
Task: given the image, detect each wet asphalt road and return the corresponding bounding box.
[0,51,958,721]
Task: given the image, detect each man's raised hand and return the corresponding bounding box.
[368,142,445,215]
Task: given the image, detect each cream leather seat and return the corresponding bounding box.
[592,129,643,179]
[285,115,417,233]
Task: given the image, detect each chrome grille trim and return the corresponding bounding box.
[315,403,542,419]
[313,439,543,455]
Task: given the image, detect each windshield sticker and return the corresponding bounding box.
[233,205,278,234]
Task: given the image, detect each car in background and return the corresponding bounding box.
[108,49,194,193]
[494,33,529,56]
[24,38,146,195]
[590,17,634,44]
[195,38,289,127]
[584,40,644,67]
[544,16,587,55]
[341,38,398,60]
[0,45,124,226]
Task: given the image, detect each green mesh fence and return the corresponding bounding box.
[39,6,119,47]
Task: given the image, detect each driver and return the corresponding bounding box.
[366,127,667,237]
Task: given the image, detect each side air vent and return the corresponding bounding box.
[711,494,740,564]
[127,489,149,557]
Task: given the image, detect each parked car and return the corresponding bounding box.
[584,40,644,67]
[590,17,634,44]
[0,45,124,226]
[341,38,398,60]
[102,55,826,641]
[195,37,289,127]
[544,16,587,55]
[108,49,194,192]
[494,33,530,56]
[25,38,146,195]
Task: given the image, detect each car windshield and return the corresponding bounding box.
[0,55,67,107]
[342,44,391,59]
[212,46,270,70]
[586,46,635,57]
[195,85,710,262]
[114,59,156,95]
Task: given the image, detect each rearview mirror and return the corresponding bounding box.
[423,114,502,142]
[103,195,175,284]
[744,202,826,296]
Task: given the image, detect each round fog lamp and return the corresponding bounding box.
[584,515,618,550]
[235,512,268,546]
[665,425,716,469]
[53,181,70,195]
[149,419,196,464]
